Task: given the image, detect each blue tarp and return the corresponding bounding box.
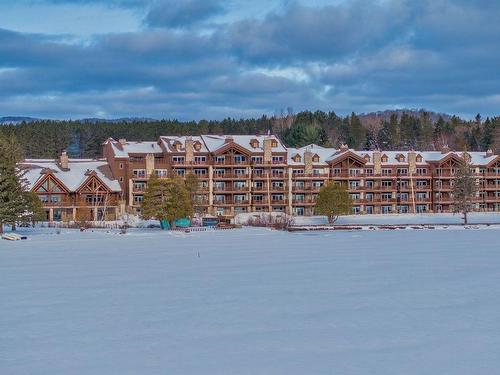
[160,218,191,230]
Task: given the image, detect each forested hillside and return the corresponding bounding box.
[0,110,498,159]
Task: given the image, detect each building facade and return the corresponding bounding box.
[22,134,500,221]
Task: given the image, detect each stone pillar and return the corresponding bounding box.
[304,150,313,175]
[208,165,214,208]
[145,153,155,177]
[49,208,54,222]
[408,151,416,174]
[373,150,382,175]
[72,208,76,221]
[185,138,194,164]
[128,179,134,207]
[59,151,69,169]
[263,138,273,164]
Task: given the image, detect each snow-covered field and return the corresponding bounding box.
[1,227,500,375]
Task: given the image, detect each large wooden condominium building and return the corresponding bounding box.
[21,134,500,221]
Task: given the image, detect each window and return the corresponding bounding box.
[416,168,427,175]
[155,169,168,178]
[293,169,304,175]
[194,156,206,164]
[349,168,361,176]
[381,193,392,200]
[365,193,374,201]
[416,205,427,213]
[332,168,342,176]
[234,181,246,189]
[119,163,124,169]
[215,182,225,189]
[251,156,263,164]
[172,156,185,164]
[312,181,324,188]
[381,180,392,188]
[234,155,246,164]
[50,195,61,203]
[350,193,361,201]
[215,168,225,176]
[175,169,185,176]
[397,168,408,175]
[254,181,264,188]
[294,181,305,188]
[416,192,428,200]
[293,194,305,201]
[252,195,263,201]
[399,192,409,201]
[381,205,392,214]
[119,177,124,182]
[194,169,207,176]
[215,156,225,164]
[349,181,360,189]
[272,156,284,163]
[272,181,284,188]
[234,169,246,176]
[133,182,146,191]
[133,169,146,178]
[416,180,428,188]
[129,156,144,162]
[272,194,284,201]
[382,168,392,175]
[365,180,374,188]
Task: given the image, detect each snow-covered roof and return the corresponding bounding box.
[104,139,163,158]
[20,159,122,192]
[287,144,336,166]
[201,135,287,153]
[286,145,498,166]
[159,136,208,153]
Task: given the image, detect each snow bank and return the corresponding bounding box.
[293,212,500,226]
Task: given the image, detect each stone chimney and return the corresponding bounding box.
[59,150,69,170]
[340,143,349,152]
[408,151,416,174]
[185,137,194,163]
[225,136,234,144]
[486,149,494,157]
[118,138,127,146]
[145,153,155,177]
[263,138,273,163]
[304,149,313,175]
[441,144,450,154]
[373,150,381,175]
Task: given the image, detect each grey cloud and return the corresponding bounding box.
[145,0,224,28]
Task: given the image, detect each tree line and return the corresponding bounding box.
[0,110,498,159]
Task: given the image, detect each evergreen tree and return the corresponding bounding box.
[141,176,193,228]
[452,153,477,224]
[0,134,29,233]
[315,182,352,224]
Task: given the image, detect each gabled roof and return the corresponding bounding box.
[20,159,121,192]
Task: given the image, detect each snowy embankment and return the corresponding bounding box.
[292,212,500,226]
[1,228,500,374]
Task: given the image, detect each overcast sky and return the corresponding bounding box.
[0,0,499,120]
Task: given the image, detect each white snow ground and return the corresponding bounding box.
[1,227,500,375]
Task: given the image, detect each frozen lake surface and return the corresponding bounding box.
[1,227,499,374]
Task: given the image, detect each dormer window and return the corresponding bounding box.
[363,154,371,162]
[271,140,278,147]
[193,141,202,151]
[173,141,182,151]
[312,154,320,163]
[292,154,301,162]
[396,154,405,162]
[416,154,423,162]
[381,154,389,163]
[250,139,260,148]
